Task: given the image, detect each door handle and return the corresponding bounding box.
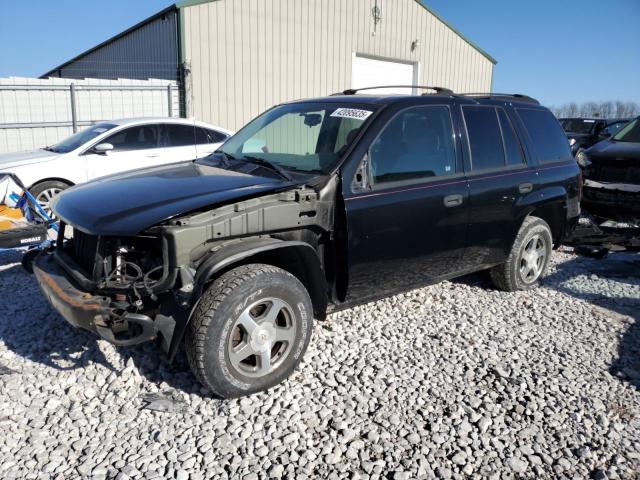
[443,194,463,208]
[519,182,533,194]
[145,154,160,158]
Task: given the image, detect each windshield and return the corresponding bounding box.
[214,102,377,174]
[560,119,596,134]
[48,122,117,153]
[612,118,640,143]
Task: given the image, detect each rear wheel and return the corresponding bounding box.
[185,264,314,398]
[490,216,553,291]
[30,180,70,218]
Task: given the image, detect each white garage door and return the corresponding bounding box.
[351,55,417,95]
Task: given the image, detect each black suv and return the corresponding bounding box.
[560,117,630,155]
[31,87,581,398]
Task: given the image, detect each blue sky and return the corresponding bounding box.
[1,0,638,108]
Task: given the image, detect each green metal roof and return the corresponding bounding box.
[176,0,496,65]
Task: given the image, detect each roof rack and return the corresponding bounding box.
[335,85,454,96]
[459,93,540,105]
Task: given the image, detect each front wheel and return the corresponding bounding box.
[30,180,70,218]
[490,216,553,292]
[185,264,314,398]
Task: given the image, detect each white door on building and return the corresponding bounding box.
[351,55,417,95]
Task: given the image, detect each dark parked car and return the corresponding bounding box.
[30,88,581,398]
[560,117,630,155]
[577,116,640,221]
[572,116,640,255]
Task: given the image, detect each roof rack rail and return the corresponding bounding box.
[460,93,540,105]
[335,85,454,96]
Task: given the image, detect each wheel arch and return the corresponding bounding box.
[29,177,75,190]
[526,199,566,246]
[192,238,328,319]
[167,238,328,361]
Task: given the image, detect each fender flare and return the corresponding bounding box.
[168,238,327,360]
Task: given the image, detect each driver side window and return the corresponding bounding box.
[370,106,456,185]
[104,125,159,152]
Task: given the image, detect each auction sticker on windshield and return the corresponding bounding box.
[330,108,373,120]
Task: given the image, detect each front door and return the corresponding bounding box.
[343,104,469,303]
[84,124,165,180]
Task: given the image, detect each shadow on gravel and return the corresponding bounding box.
[452,251,640,390]
[0,250,203,396]
[544,252,640,391]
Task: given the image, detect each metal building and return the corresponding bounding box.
[42,0,496,131]
[42,6,180,82]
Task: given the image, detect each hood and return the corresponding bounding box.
[586,139,640,162]
[52,161,299,236]
[0,149,60,168]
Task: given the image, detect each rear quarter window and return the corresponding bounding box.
[517,109,572,163]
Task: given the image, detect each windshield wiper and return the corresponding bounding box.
[214,151,236,167]
[42,146,57,152]
[240,155,293,181]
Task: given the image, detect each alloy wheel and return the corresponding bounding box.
[519,234,547,284]
[228,297,297,378]
[36,187,62,218]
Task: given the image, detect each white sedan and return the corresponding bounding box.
[0,118,233,215]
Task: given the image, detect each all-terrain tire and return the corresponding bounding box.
[490,216,553,292]
[185,264,314,398]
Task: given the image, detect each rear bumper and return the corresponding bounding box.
[33,253,160,346]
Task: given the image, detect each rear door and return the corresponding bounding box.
[460,103,536,267]
[162,124,225,162]
[196,128,229,157]
[84,124,165,180]
[343,103,469,303]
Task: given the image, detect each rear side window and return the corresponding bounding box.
[517,109,572,163]
[370,106,456,184]
[203,128,227,143]
[463,106,505,170]
[498,109,525,166]
[165,124,209,147]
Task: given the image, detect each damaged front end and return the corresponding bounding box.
[34,224,181,349]
[572,148,640,251]
[33,183,334,356]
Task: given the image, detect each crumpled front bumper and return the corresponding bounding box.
[33,253,159,346]
[34,252,111,332]
[582,180,640,218]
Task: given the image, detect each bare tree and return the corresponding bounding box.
[551,101,639,119]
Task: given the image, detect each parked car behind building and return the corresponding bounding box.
[560,117,630,155]
[30,88,581,398]
[0,118,233,215]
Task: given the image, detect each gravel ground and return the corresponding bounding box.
[0,248,638,479]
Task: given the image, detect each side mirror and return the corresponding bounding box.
[351,153,372,192]
[93,143,113,154]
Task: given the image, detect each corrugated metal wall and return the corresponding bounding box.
[181,0,495,131]
[43,10,180,81]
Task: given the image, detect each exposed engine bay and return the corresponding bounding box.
[48,183,336,353]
